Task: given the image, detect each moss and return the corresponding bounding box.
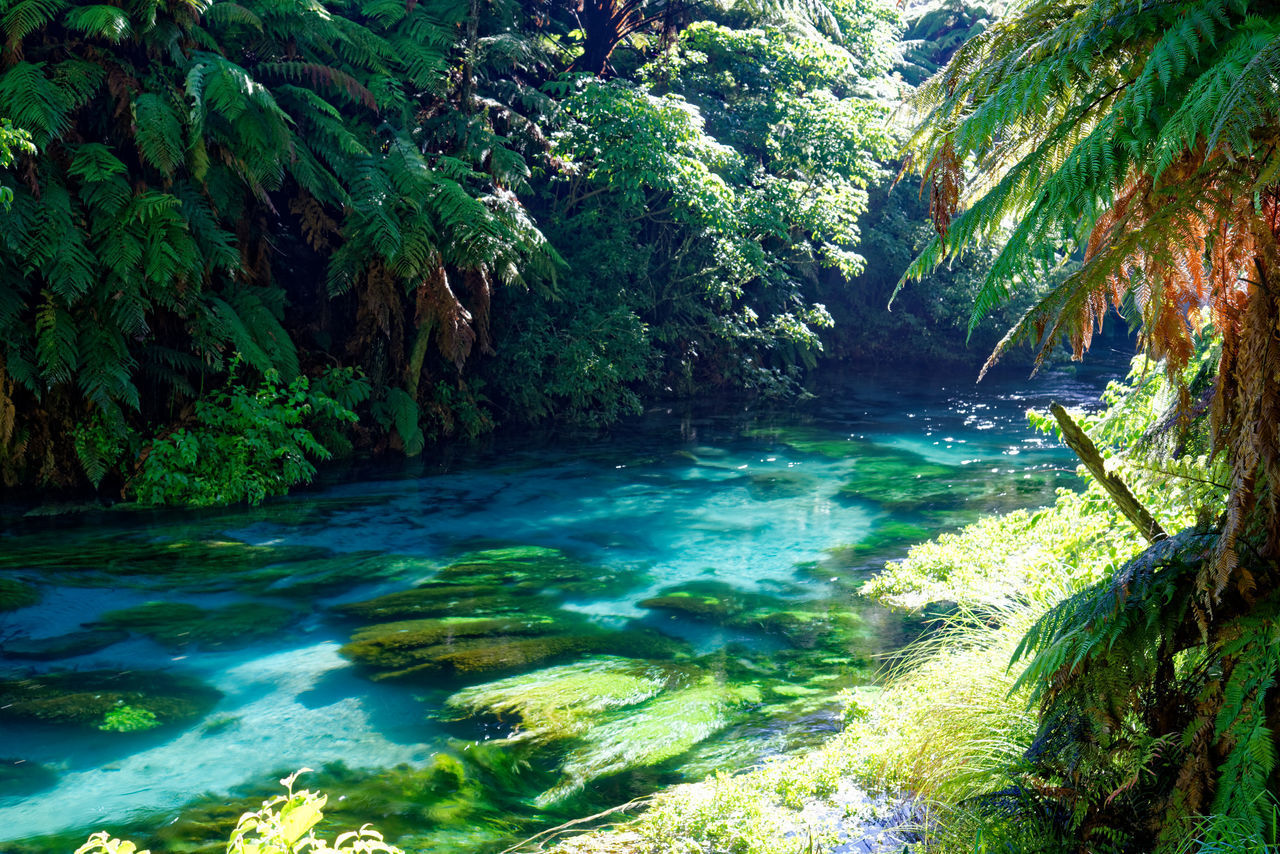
[1,629,130,660]
[446,656,692,742]
[0,670,220,728]
[340,615,559,670]
[94,601,295,650]
[0,577,39,611]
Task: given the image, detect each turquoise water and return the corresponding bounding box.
[0,361,1120,853]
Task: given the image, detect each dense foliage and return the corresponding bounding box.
[903,0,1280,849]
[0,0,930,497]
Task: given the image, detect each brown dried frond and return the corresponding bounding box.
[348,261,406,373]
[289,193,339,252]
[925,137,962,238]
[463,267,495,356]
[415,264,475,370]
[0,358,14,448]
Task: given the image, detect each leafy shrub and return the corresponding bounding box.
[129,365,367,507]
[76,770,403,854]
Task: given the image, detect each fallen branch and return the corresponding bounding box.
[498,796,654,854]
[1051,403,1167,543]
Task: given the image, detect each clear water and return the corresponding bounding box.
[0,359,1122,853]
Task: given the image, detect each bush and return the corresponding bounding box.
[129,365,367,507]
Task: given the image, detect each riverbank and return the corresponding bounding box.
[533,354,1206,854]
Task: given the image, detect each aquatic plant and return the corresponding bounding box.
[94,601,295,650]
[98,704,160,733]
[539,676,764,806]
[445,656,690,742]
[0,670,220,729]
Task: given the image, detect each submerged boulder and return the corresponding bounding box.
[639,581,778,622]
[0,670,221,729]
[343,622,684,681]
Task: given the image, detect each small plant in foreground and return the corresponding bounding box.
[76,770,404,854]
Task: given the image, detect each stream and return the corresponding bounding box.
[0,358,1125,853]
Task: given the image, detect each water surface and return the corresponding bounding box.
[0,359,1121,853]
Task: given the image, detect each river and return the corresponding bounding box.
[0,357,1125,853]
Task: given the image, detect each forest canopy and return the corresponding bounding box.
[0,0,935,498]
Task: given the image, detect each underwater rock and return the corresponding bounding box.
[0,577,39,612]
[1,629,130,660]
[93,601,295,650]
[340,616,559,670]
[348,633,600,680]
[807,521,935,579]
[0,670,221,729]
[743,425,873,459]
[727,607,865,650]
[445,656,691,742]
[0,758,58,797]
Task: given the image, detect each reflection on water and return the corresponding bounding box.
[0,359,1123,853]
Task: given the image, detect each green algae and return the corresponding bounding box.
[93,601,295,650]
[537,676,763,806]
[0,670,220,729]
[0,577,39,611]
[445,656,689,742]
